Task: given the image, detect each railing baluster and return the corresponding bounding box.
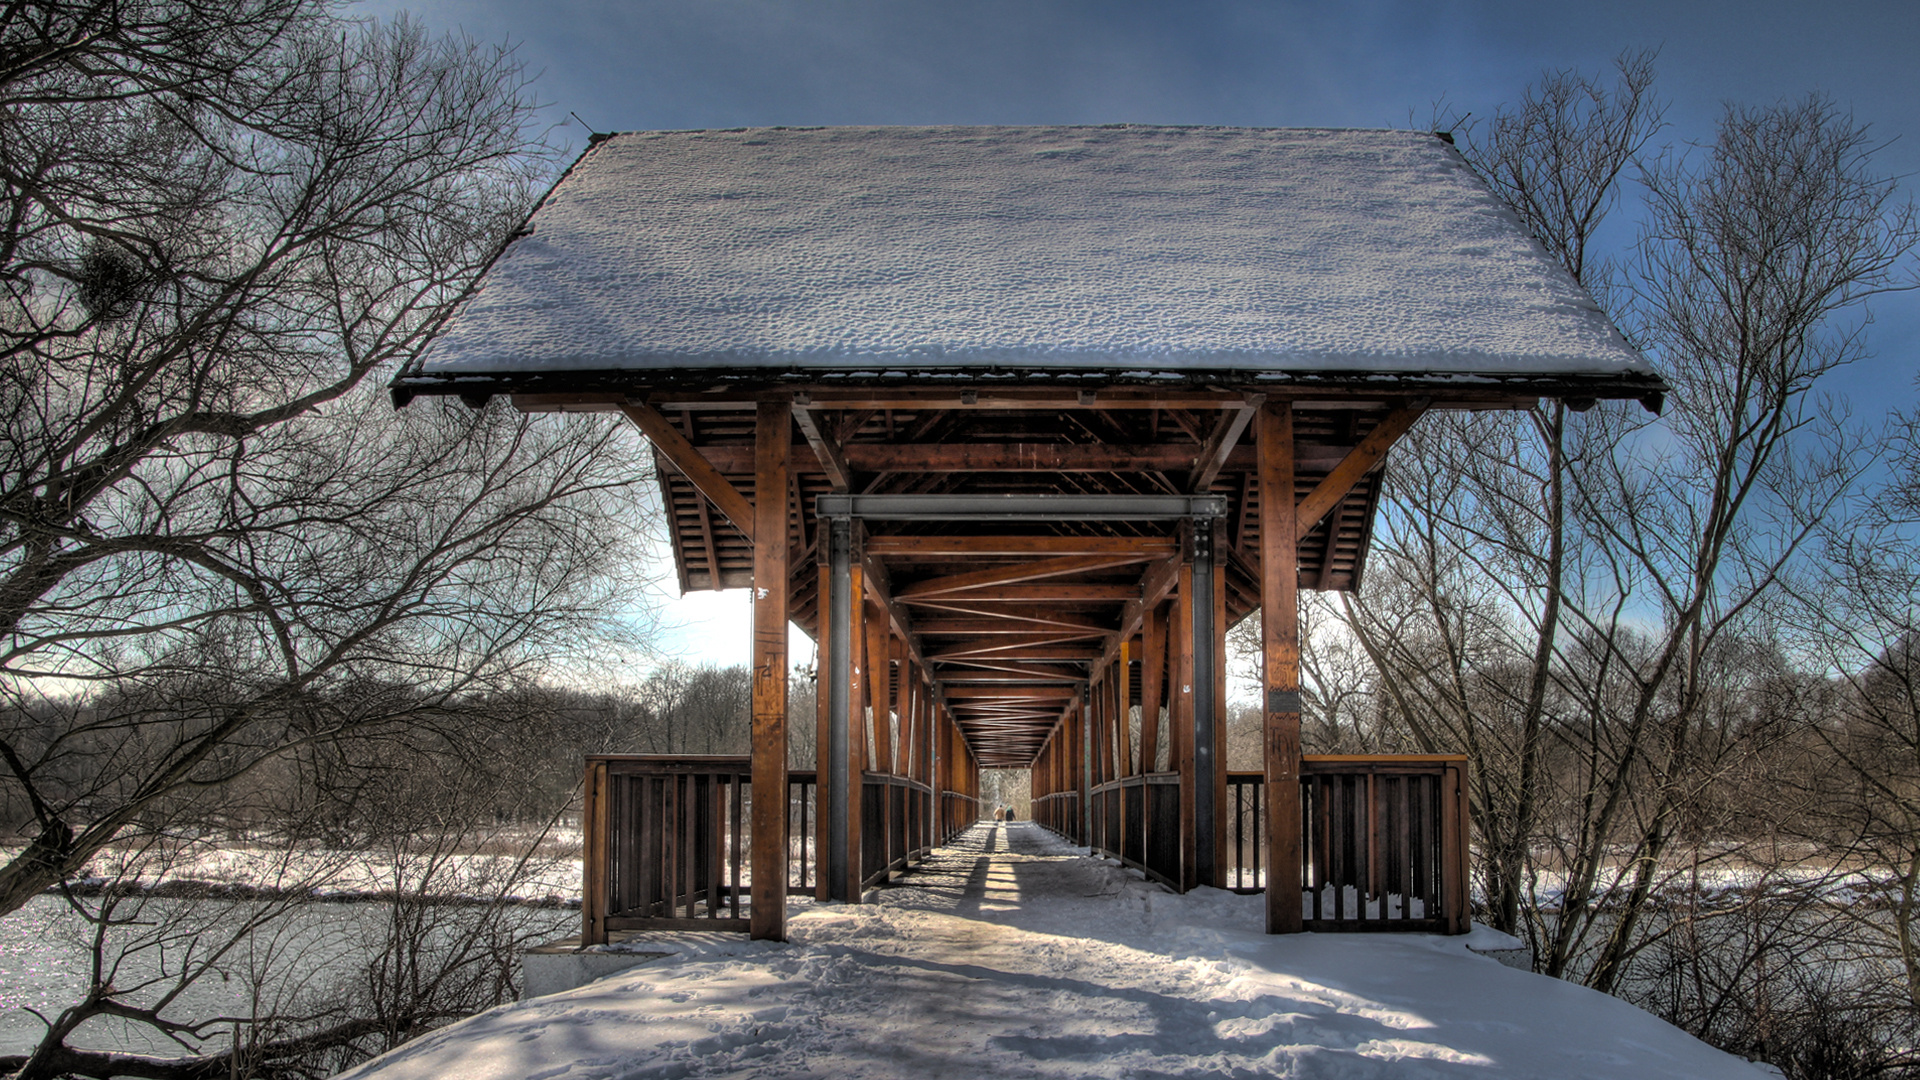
[731,774,743,917]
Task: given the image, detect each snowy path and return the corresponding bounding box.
[338,823,1770,1080]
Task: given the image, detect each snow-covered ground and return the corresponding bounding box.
[336,822,1769,1080]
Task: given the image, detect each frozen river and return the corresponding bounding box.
[0,893,574,1060]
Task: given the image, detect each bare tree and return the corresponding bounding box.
[1564,94,1915,990]
[1342,53,1666,936]
[1351,65,1915,1006]
[0,0,652,922]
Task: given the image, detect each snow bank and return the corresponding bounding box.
[336,823,1768,1079]
[8,839,583,906]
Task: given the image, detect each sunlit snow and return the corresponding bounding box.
[337,822,1770,1080]
[416,126,1653,380]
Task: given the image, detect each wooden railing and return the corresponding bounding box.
[582,757,950,942]
[1057,755,1470,933]
[1226,755,1470,933]
[1032,790,1079,844]
[581,756,750,940]
[1088,773,1181,889]
[940,791,981,843]
[860,772,935,889]
[581,757,825,943]
[582,753,1468,941]
[788,769,817,896]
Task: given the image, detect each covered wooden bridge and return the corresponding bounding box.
[392,125,1664,941]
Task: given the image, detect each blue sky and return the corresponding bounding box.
[364,0,1918,163]
[357,0,1920,667]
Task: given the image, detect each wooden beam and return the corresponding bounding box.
[898,584,1139,603]
[907,668,923,786]
[935,661,1086,680]
[1314,499,1343,589]
[749,400,789,940]
[1172,552,1197,891]
[612,388,1542,414]
[682,411,725,592]
[1261,400,1303,934]
[897,605,1112,632]
[914,619,1109,637]
[1116,638,1134,777]
[1089,555,1181,680]
[622,402,757,540]
[940,670,1085,684]
[867,536,1177,558]
[869,609,895,776]
[844,559,867,901]
[925,636,1104,660]
[815,558,834,903]
[857,553,933,676]
[793,389,1262,411]
[890,636,909,775]
[1293,400,1429,542]
[1190,399,1263,493]
[792,405,854,492]
[582,759,609,944]
[687,442,1368,474]
[1138,602,1165,774]
[896,555,1153,599]
[944,685,1079,700]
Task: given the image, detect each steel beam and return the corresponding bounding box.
[826,517,853,901]
[816,493,1227,521]
[1191,517,1219,887]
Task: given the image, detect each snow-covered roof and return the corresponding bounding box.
[399,125,1661,394]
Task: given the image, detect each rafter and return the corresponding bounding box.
[1190,398,1263,493]
[933,660,1087,680]
[622,402,757,540]
[924,641,1103,661]
[915,619,1109,637]
[1294,399,1429,542]
[896,554,1151,599]
[898,584,1138,603]
[899,605,1112,631]
[791,405,854,492]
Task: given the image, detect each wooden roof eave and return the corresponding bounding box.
[392,369,1667,417]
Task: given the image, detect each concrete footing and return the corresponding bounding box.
[520,936,668,1001]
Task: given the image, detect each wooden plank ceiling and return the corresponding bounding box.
[638,395,1396,767]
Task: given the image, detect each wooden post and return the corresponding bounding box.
[865,611,892,873]
[1139,604,1164,774]
[931,704,944,841]
[820,515,866,902]
[1172,545,1196,891]
[749,400,790,941]
[815,555,835,903]
[1445,760,1471,934]
[582,758,609,945]
[1260,400,1304,933]
[1210,521,1229,886]
[1078,693,1092,845]
[846,562,868,899]
[872,622,896,776]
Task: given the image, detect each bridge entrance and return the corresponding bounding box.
[393,125,1666,944]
